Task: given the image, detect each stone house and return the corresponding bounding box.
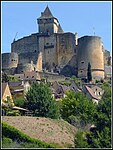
[91,85,104,99]
[14,71,41,83]
[2,82,14,106]
[51,81,81,100]
[9,81,31,99]
[51,81,69,99]
[69,81,82,92]
[2,82,28,115]
[82,85,103,104]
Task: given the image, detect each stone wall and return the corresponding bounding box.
[2,53,11,69]
[77,36,104,79]
[104,49,111,66]
[11,33,39,54]
[38,17,59,35]
[41,71,66,82]
[16,63,35,74]
[56,32,75,68]
[18,52,39,64]
[39,34,57,70]
[2,52,18,69]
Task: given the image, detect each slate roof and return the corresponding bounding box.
[39,6,54,18]
[85,86,99,100]
[8,81,24,92]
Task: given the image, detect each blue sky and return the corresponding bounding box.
[2,1,112,54]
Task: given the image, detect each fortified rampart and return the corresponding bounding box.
[11,33,39,54]
[2,6,111,81]
[2,52,18,69]
[56,32,76,68]
[77,36,104,80]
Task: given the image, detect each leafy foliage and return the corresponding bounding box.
[6,110,20,116]
[14,98,25,108]
[74,82,111,148]
[61,91,97,126]
[8,75,20,82]
[25,82,60,119]
[74,130,89,148]
[2,136,13,148]
[2,72,20,83]
[70,76,82,86]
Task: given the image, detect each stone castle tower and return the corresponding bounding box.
[2,6,110,81]
[38,6,61,35]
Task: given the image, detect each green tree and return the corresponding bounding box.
[89,83,111,148]
[87,62,92,82]
[74,130,89,148]
[14,97,25,108]
[25,82,60,119]
[74,83,111,148]
[61,91,97,125]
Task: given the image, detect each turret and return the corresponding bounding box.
[37,6,63,35]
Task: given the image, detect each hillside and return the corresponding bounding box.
[2,116,77,148]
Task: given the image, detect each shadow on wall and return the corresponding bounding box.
[60,65,77,77]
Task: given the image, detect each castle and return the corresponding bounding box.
[2,6,111,81]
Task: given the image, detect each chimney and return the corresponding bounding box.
[75,32,78,46]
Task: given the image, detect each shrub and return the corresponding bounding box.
[68,115,80,128]
[2,137,13,148]
[2,122,60,148]
[74,130,89,148]
[14,98,25,108]
[6,110,20,116]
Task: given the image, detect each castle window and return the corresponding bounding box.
[34,50,36,52]
[32,76,34,78]
[46,43,49,45]
[48,51,49,54]
[81,61,84,64]
[80,71,83,73]
[21,71,23,73]
[26,76,28,78]
[19,76,20,78]
[12,59,13,61]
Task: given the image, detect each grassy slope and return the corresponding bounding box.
[2,122,60,148]
[2,116,77,148]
